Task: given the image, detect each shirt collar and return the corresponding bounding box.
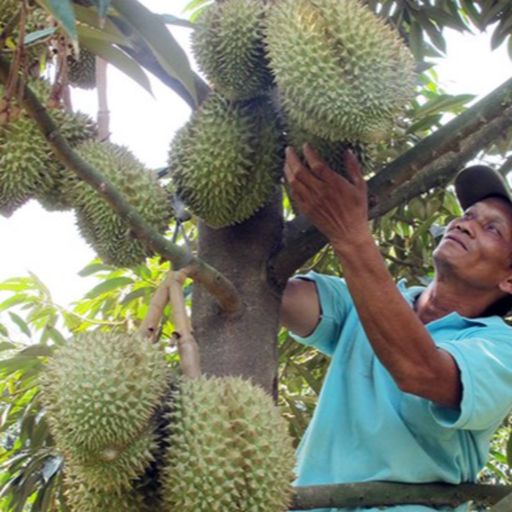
[397,278,501,328]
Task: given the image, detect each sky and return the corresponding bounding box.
[0,2,511,309]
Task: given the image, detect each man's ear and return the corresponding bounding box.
[498,273,512,295]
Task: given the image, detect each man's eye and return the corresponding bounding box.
[487,224,501,236]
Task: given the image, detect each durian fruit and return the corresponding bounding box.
[265,0,416,143]
[192,0,273,100]
[286,124,372,177]
[0,79,97,216]
[68,48,97,90]
[39,331,169,459]
[62,141,172,267]
[64,428,159,492]
[63,467,150,512]
[161,376,296,512]
[168,94,284,228]
[36,110,98,211]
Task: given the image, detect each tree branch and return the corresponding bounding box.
[292,482,511,510]
[269,77,512,285]
[0,57,239,314]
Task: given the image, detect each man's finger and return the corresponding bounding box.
[303,143,331,181]
[285,146,304,178]
[344,149,364,184]
[286,145,324,191]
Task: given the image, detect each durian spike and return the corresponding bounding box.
[139,272,172,343]
[169,268,201,379]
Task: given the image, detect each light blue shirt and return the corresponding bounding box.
[290,272,512,512]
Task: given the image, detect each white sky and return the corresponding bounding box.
[0,3,511,308]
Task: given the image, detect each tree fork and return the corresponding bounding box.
[0,56,240,314]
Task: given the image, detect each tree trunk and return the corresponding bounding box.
[192,192,284,396]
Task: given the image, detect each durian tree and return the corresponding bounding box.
[3,0,512,510]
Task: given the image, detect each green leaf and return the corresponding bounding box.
[0,341,16,351]
[76,20,126,46]
[111,0,197,105]
[160,14,194,29]
[19,345,53,357]
[121,287,152,305]
[85,276,134,299]
[24,26,57,46]
[0,295,31,314]
[37,0,77,42]
[79,35,153,95]
[78,262,113,277]
[7,313,31,338]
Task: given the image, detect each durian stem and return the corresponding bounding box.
[139,274,171,343]
[96,57,110,141]
[0,55,241,315]
[169,268,201,379]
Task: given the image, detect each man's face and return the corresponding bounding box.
[433,196,512,291]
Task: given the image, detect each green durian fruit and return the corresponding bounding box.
[265,0,416,143]
[64,428,159,492]
[63,467,150,512]
[39,331,169,458]
[68,48,97,90]
[192,0,273,100]
[0,79,97,216]
[36,110,98,211]
[168,94,284,228]
[161,376,296,512]
[63,141,172,267]
[0,114,54,216]
[286,125,372,176]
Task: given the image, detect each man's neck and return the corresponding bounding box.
[415,279,502,324]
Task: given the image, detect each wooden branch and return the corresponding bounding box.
[490,489,512,512]
[0,56,240,314]
[291,482,511,510]
[169,268,201,378]
[139,274,171,342]
[95,57,110,141]
[269,77,512,285]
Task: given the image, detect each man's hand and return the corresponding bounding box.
[284,144,370,252]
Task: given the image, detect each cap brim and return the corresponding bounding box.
[454,165,512,210]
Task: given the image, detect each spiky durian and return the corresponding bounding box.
[265,0,416,143]
[161,376,296,512]
[64,428,159,492]
[0,79,97,215]
[39,331,169,458]
[168,94,284,228]
[68,48,97,90]
[63,467,150,512]
[36,110,98,211]
[62,141,172,266]
[192,0,273,100]
[286,124,373,177]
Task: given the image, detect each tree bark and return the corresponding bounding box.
[192,193,284,394]
[292,482,511,510]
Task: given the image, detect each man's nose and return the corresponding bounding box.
[455,220,474,237]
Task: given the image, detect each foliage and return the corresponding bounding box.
[2,0,512,510]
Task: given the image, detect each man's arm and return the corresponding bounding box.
[284,144,462,409]
[280,279,321,338]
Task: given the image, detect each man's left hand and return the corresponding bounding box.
[284,143,370,252]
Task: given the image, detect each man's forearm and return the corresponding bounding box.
[332,231,461,407]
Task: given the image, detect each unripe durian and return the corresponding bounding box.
[161,376,295,512]
[265,0,416,143]
[39,331,169,459]
[64,427,159,492]
[63,467,150,512]
[168,94,284,228]
[192,0,273,100]
[68,48,97,90]
[63,141,172,266]
[0,80,97,215]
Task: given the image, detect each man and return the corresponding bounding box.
[281,144,512,512]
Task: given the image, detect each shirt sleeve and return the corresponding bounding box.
[430,330,512,431]
[289,271,353,357]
